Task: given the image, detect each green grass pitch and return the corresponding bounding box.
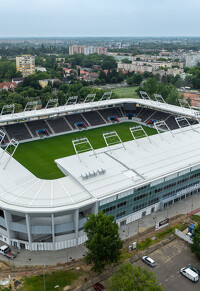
[13,122,157,179]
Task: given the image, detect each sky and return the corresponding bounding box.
[1,0,200,37]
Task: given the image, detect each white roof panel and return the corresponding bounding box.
[1,122,200,213]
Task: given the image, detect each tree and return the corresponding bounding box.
[83,211,123,273]
[107,263,164,291]
[191,223,200,259]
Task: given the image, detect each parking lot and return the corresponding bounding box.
[136,238,200,291]
[89,238,200,291]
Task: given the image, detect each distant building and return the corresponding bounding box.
[16,55,35,77]
[12,77,24,84]
[186,53,200,68]
[0,82,17,91]
[35,66,47,72]
[69,45,107,56]
[56,57,65,62]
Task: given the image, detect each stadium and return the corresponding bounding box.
[0,91,200,251]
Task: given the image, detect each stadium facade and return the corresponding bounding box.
[0,97,200,251]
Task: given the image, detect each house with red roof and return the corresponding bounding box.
[0,82,17,91]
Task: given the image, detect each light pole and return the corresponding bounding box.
[153,216,157,238]
[43,264,46,291]
[137,218,140,258]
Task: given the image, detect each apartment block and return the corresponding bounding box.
[16,55,35,77]
[69,45,107,56]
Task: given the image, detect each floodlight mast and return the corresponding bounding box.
[84,94,96,103]
[154,120,173,139]
[100,92,112,101]
[178,99,191,110]
[194,111,200,123]
[65,96,78,106]
[129,125,151,146]
[72,137,96,161]
[175,116,192,131]
[24,101,38,112]
[45,99,58,109]
[0,130,6,146]
[0,138,19,169]
[103,131,125,152]
[0,104,15,116]
[154,94,166,104]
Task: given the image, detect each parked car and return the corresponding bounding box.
[142,256,156,267]
[94,282,106,291]
[188,265,200,275]
[180,267,199,282]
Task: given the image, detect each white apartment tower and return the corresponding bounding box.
[16,55,35,77]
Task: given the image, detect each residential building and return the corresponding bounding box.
[16,55,35,77]
[35,66,47,72]
[69,45,107,56]
[0,82,17,91]
[186,53,200,68]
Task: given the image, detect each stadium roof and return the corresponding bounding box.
[1,123,200,213]
[0,98,198,124]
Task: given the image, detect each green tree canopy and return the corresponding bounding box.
[191,223,200,259]
[83,211,123,273]
[107,262,164,291]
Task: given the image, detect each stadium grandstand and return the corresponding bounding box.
[0,91,200,251]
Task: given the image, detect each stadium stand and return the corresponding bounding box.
[82,110,106,126]
[98,107,123,121]
[26,120,52,137]
[47,117,72,133]
[4,123,32,141]
[136,108,156,122]
[65,113,89,129]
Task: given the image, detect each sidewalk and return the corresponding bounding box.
[1,193,200,266]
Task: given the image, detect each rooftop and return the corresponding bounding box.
[1,124,200,213]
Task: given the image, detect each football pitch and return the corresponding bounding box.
[14,122,157,179]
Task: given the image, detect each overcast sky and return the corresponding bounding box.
[1,0,200,37]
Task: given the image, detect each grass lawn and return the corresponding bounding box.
[20,269,81,291]
[14,122,156,180]
[113,86,139,98]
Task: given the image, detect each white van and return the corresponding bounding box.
[180,267,199,282]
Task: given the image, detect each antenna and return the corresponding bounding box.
[103,131,125,151]
[130,125,151,146]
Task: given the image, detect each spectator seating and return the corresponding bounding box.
[82,111,106,126]
[5,123,32,141]
[26,120,52,137]
[65,113,89,129]
[98,107,123,120]
[47,117,72,133]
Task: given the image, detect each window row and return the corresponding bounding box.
[117,211,126,218]
[134,193,148,201]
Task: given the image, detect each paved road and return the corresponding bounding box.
[0,193,200,266]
